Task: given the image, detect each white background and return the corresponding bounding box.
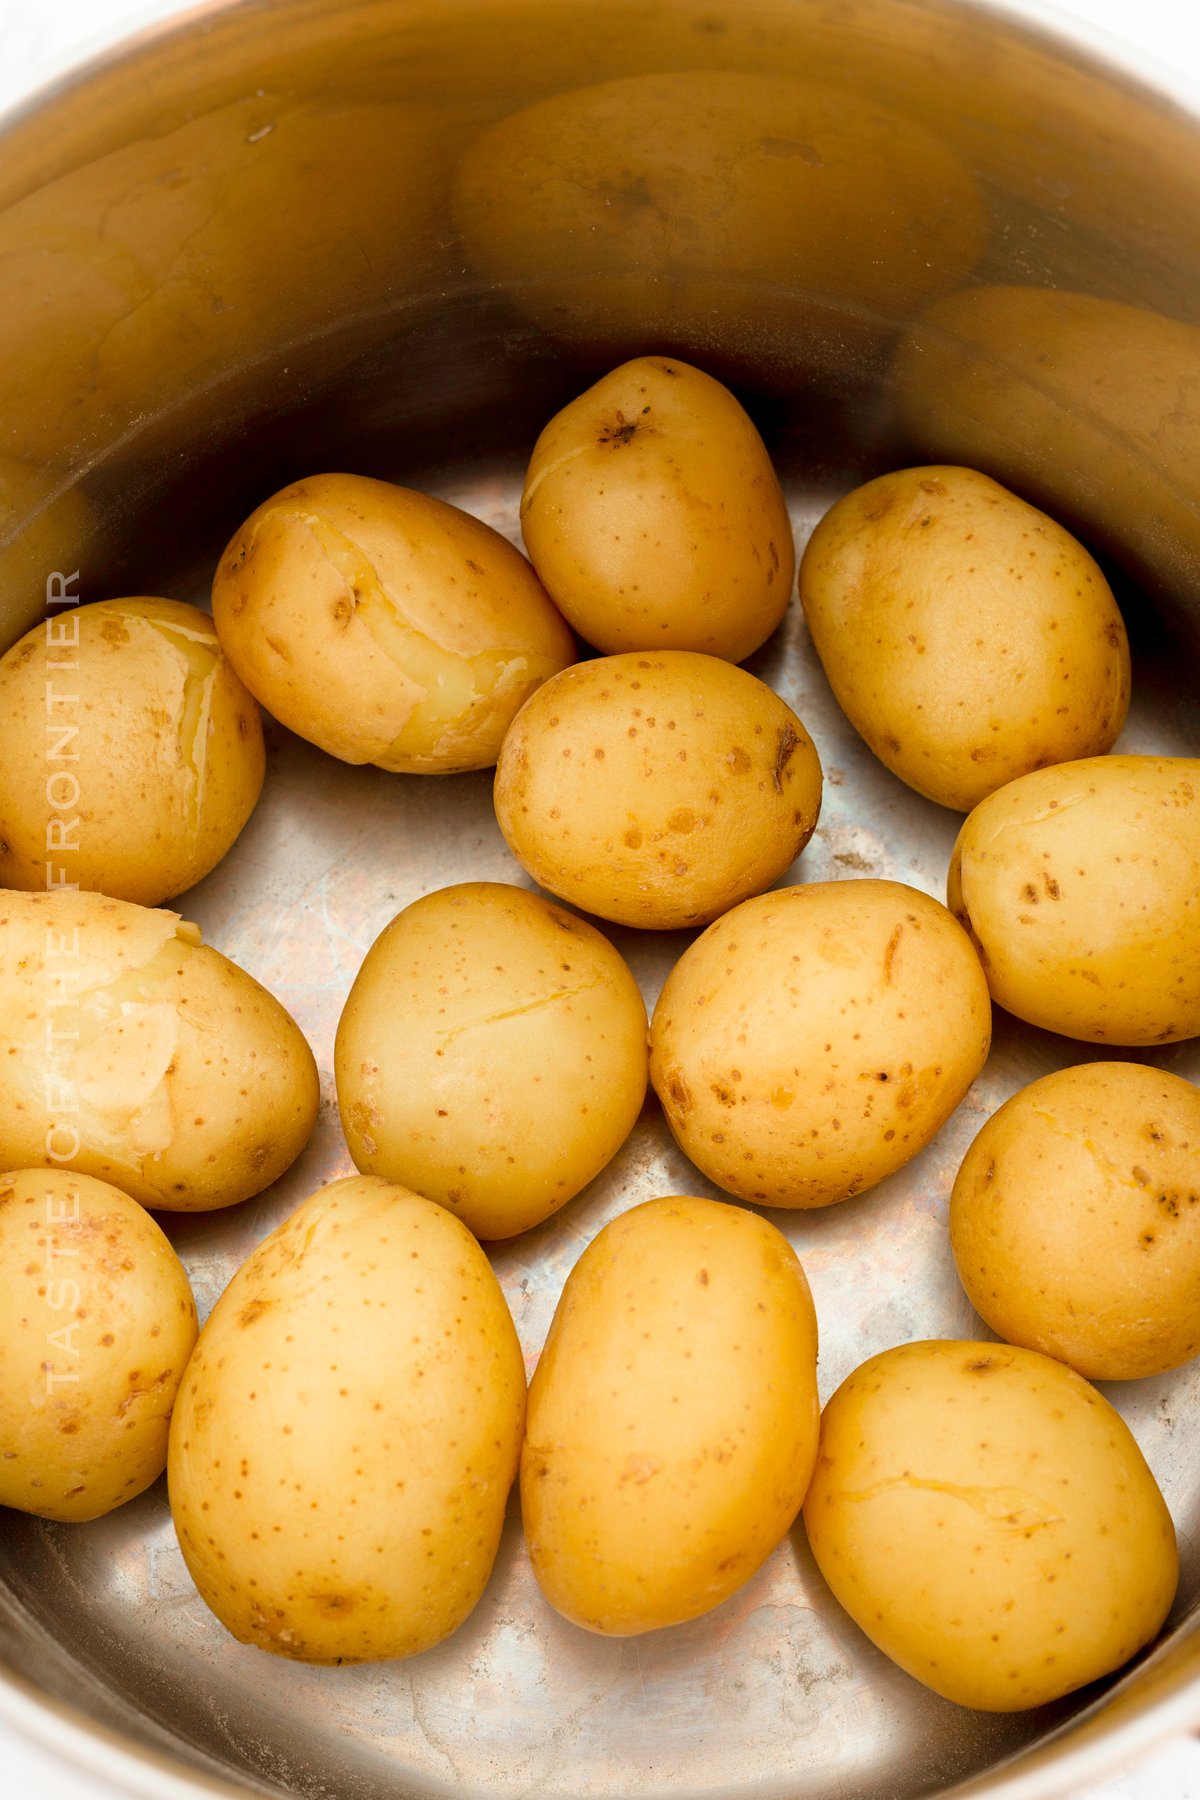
[0,0,1198,1797]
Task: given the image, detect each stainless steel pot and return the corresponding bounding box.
[0,3,1198,1798]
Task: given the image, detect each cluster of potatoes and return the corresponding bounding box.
[0,352,1197,1720]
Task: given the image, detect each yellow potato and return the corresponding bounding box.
[651,880,990,1207]
[951,1063,1200,1380]
[947,755,1200,1044]
[799,466,1130,811]
[493,651,821,929]
[0,598,264,905]
[523,1195,819,1635]
[0,889,318,1211]
[336,882,647,1240]
[520,357,793,661]
[0,1168,197,1522]
[168,1174,526,1663]
[212,473,575,774]
[802,1339,1178,1710]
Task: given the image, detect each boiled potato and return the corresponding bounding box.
[651,879,990,1208]
[212,473,575,773]
[336,882,647,1240]
[169,1173,526,1663]
[523,1195,819,1635]
[520,357,793,661]
[799,466,1130,811]
[951,1062,1200,1380]
[0,598,264,905]
[0,889,318,1211]
[947,755,1200,1044]
[493,651,821,929]
[0,1168,197,1521]
[802,1339,1178,1710]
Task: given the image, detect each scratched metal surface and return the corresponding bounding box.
[0,469,1196,1800]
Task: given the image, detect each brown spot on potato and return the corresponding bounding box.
[773,724,799,793]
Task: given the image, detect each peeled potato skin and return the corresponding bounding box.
[951,1062,1200,1380]
[798,466,1130,811]
[651,879,991,1207]
[212,472,575,774]
[520,356,793,662]
[0,1168,197,1522]
[947,755,1200,1044]
[803,1339,1178,1710]
[493,650,822,930]
[0,597,265,905]
[522,1195,819,1635]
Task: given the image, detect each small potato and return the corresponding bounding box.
[493,651,821,929]
[520,357,793,661]
[0,598,265,905]
[802,1339,1178,1710]
[0,1169,197,1522]
[523,1195,819,1635]
[336,883,647,1240]
[799,466,1130,811]
[951,1063,1200,1380]
[651,880,990,1208]
[0,889,318,1211]
[948,755,1200,1044]
[212,473,575,774]
[169,1174,526,1663]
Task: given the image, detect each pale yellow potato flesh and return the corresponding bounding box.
[651,879,991,1208]
[799,466,1130,811]
[212,473,575,774]
[0,889,318,1211]
[803,1339,1178,1710]
[0,1168,197,1522]
[951,1062,1200,1380]
[336,882,648,1240]
[947,755,1200,1044]
[168,1174,527,1664]
[493,650,822,930]
[522,1195,819,1635]
[0,598,264,905]
[521,357,793,661]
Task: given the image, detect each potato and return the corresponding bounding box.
[0,1168,197,1522]
[168,1174,526,1663]
[798,466,1130,811]
[651,880,990,1208]
[520,357,793,662]
[0,598,264,906]
[0,889,318,1211]
[453,71,984,381]
[212,473,575,774]
[951,1063,1200,1381]
[947,755,1200,1044]
[522,1195,819,1635]
[336,882,647,1241]
[493,651,821,929]
[802,1339,1178,1710]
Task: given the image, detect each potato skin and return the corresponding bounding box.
[651,880,991,1208]
[520,357,793,662]
[951,1063,1200,1380]
[0,597,265,906]
[522,1195,819,1635]
[493,651,821,930]
[0,889,318,1211]
[212,473,575,774]
[336,882,647,1240]
[802,1339,1178,1710]
[947,755,1200,1044]
[0,1169,197,1522]
[798,466,1130,811]
[168,1174,527,1664]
